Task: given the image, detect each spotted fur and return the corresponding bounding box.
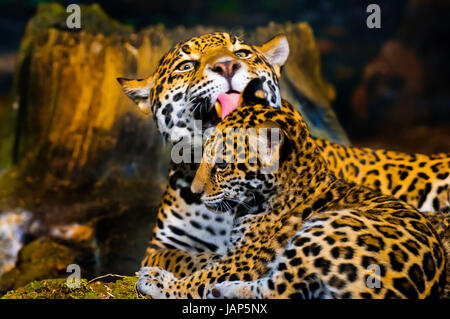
[315,140,449,213]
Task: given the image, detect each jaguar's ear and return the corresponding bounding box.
[258,35,289,77]
[240,78,270,107]
[254,120,285,171]
[117,76,154,115]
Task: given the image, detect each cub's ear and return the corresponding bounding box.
[240,78,270,107]
[258,35,289,77]
[254,120,286,171]
[191,162,210,194]
[117,76,153,115]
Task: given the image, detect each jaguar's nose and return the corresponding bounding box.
[210,60,241,80]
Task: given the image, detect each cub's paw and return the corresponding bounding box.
[136,267,177,298]
[207,281,256,299]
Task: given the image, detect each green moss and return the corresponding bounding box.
[2,276,140,299]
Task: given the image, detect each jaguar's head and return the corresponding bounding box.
[118,32,289,143]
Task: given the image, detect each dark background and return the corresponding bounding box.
[0,0,449,150]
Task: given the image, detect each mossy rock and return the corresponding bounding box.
[0,237,94,295]
[2,276,140,299]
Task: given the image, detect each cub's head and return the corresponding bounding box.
[118,32,289,143]
[190,78,310,212]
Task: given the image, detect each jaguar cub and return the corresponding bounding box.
[137,79,447,299]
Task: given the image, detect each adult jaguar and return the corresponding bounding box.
[118,32,449,278]
[136,79,447,298]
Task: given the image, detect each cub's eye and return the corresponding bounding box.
[175,61,195,72]
[215,162,229,170]
[234,49,252,59]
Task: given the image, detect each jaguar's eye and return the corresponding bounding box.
[234,49,252,59]
[215,162,229,170]
[175,61,195,72]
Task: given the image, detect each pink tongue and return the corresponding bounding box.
[217,93,240,120]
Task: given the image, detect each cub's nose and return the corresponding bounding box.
[210,60,241,80]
